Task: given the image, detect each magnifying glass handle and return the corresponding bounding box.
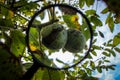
[21,62,40,80]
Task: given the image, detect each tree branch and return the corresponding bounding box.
[32,19,59,29]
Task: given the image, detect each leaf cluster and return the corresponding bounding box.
[0,0,120,80]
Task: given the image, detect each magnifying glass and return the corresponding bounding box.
[23,4,93,80]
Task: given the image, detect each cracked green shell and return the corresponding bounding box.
[64,29,86,53]
[41,23,67,50]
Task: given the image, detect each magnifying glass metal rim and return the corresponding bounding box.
[26,4,93,70]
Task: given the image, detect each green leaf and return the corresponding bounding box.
[62,14,80,29]
[108,39,113,44]
[98,61,102,66]
[23,63,33,70]
[92,38,97,44]
[86,68,92,75]
[86,0,94,7]
[1,6,14,19]
[101,8,109,14]
[106,39,113,47]
[105,67,108,71]
[29,27,40,46]
[59,71,65,80]
[42,69,62,80]
[92,45,101,50]
[108,17,114,32]
[91,16,103,26]
[91,51,97,56]
[105,48,116,57]
[114,47,120,53]
[90,61,95,70]
[79,0,85,8]
[105,13,114,32]
[0,49,23,80]
[85,10,96,16]
[32,68,44,80]
[0,49,10,63]
[108,66,115,70]
[94,32,98,36]
[0,62,22,80]
[104,60,110,63]
[103,42,107,46]
[39,11,45,20]
[42,69,51,80]
[14,0,27,8]
[0,19,14,28]
[106,13,112,24]
[81,21,90,41]
[83,28,90,41]
[97,67,102,73]
[82,61,89,68]
[1,7,9,17]
[98,31,104,38]
[87,54,92,59]
[113,32,120,47]
[102,52,110,57]
[112,51,116,57]
[10,30,26,57]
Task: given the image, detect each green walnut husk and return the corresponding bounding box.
[64,29,86,53]
[41,23,67,50]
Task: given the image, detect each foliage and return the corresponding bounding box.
[0,0,120,80]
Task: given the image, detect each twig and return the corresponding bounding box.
[32,19,59,29]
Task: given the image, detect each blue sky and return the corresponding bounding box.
[44,1,120,79]
[55,1,120,79]
[92,23,120,80]
[89,1,120,80]
[33,0,120,79]
[98,24,120,80]
[92,28,120,80]
[99,63,120,80]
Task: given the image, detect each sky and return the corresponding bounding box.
[91,22,120,80]
[43,1,120,79]
[93,55,120,80]
[100,63,120,80]
[97,25,120,80]
[30,0,120,79]
[90,1,120,80]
